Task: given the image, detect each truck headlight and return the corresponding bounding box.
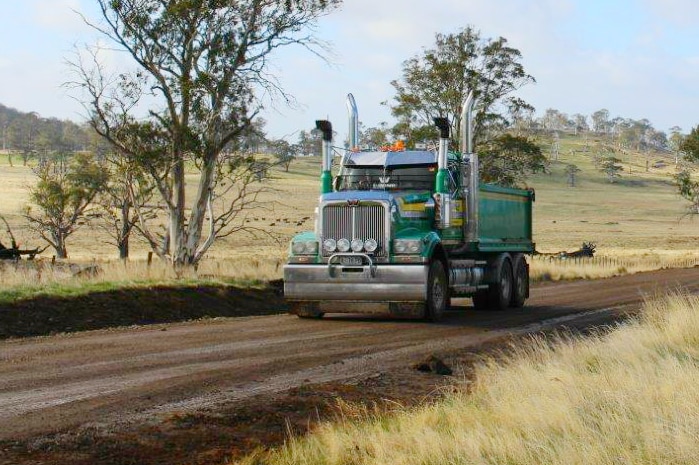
[351,238,364,252]
[291,240,318,255]
[364,238,378,253]
[323,238,337,253]
[394,239,423,254]
[337,238,351,252]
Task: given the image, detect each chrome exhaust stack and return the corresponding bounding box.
[346,93,359,151]
[460,90,478,243]
[433,117,451,228]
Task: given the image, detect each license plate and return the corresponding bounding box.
[339,256,363,266]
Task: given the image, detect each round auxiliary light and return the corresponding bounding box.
[323,238,337,253]
[351,238,364,252]
[364,238,378,253]
[337,238,351,253]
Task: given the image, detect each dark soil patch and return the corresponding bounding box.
[0,358,461,465]
[0,279,287,339]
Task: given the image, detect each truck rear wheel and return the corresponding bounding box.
[472,290,489,310]
[473,254,513,311]
[511,254,529,308]
[425,260,448,322]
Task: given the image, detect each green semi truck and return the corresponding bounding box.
[283,91,535,321]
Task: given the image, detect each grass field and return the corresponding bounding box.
[243,292,699,465]
[1,134,698,285]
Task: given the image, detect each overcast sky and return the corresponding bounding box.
[1,0,697,142]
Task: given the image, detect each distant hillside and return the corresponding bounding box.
[0,103,92,157]
[523,130,694,252]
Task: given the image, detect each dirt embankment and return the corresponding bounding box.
[0,280,286,339]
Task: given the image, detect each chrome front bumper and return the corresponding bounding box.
[284,260,428,303]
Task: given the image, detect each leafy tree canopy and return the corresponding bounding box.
[680,126,699,161]
[74,0,340,266]
[388,26,535,148]
[25,153,108,258]
[478,134,546,187]
[599,156,623,183]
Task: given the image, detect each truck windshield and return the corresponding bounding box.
[337,165,436,191]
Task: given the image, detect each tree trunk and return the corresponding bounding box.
[183,154,216,265]
[54,243,68,259]
[119,203,131,259]
[169,153,188,267]
[51,230,68,259]
[118,237,129,259]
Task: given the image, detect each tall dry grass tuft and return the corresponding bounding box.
[242,293,699,465]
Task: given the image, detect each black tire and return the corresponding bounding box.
[291,302,324,319]
[510,254,529,308]
[472,290,489,310]
[487,254,513,311]
[425,260,448,322]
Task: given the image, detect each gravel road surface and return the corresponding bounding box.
[1,267,698,463]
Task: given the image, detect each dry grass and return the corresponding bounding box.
[1,137,698,283]
[242,292,699,465]
[0,255,286,302]
[530,249,699,282]
[0,157,320,262]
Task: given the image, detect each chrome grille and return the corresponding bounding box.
[321,203,387,257]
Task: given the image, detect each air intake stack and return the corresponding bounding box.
[460,90,477,242]
[316,120,333,194]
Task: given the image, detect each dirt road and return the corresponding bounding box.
[1,267,698,464]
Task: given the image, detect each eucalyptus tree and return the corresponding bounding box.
[680,126,699,160]
[591,108,610,134]
[565,163,581,187]
[270,139,296,172]
[600,156,623,183]
[675,126,699,215]
[388,26,535,148]
[95,151,158,259]
[71,0,340,267]
[669,126,684,165]
[24,153,108,258]
[478,134,546,188]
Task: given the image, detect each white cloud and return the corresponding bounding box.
[1,0,696,136]
[33,0,84,33]
[642,0,699,27]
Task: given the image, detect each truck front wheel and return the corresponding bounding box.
[290,302,324,319]
[425,260,448,322]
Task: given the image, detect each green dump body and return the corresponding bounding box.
[475,184,534,253]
